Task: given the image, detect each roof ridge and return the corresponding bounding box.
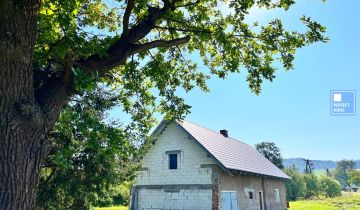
[180,119,249,146]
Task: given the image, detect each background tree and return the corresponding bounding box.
[283,166,306,201]
[319,176,341,198]
[0,0,327,208]
[334,160,356,189]
[349,170,360,187]
[255,141,284,169]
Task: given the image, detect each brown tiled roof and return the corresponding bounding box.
[177,120,290,179]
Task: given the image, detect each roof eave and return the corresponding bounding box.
[227,168,291,180]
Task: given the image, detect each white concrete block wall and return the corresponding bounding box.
[138,188,212,210]
[134,122,216,209]
[135,122,217,185]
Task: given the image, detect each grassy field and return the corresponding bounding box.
[313,169,326,176]
[289,192,360,210]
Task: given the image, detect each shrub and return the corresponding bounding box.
[303,173,320,198]
[319,176,342,198]
[95,182,132,207]
[283,167,306,201]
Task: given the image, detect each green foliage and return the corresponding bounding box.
[111,183,132,206]
[303,173,320,198]
[36,0,119,64]
[95,182,132,207]
[319,176,342,198]
[349,170,360,186]
[35,0,328,100]
[284,167,342,201]
[283,166,306,201]
[36,87,147,209]
[255,141,284,169]
[334,160,356,188]
[284,168,342,201]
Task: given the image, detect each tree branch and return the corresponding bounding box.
[131,36,190,54]
[35,74,73,129]
[123,0,135,34]
[77,0,183,74]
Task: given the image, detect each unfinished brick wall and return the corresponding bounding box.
[212,178,219,210]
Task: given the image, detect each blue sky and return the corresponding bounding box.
[112,0,360,160]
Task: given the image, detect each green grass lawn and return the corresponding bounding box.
[93,206,127,210]
[289,192,360,210]
[93,193,360,210]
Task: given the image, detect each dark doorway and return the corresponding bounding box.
[259,192,263,210]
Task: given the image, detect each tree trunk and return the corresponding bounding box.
[0,0,48,209]
[0,122,47,209]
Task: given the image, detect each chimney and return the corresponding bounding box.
[220,129,228,137]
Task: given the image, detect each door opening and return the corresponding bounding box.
[221,191,237,210]
[259,192,263,210]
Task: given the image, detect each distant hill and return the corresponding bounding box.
[283,158,360,172]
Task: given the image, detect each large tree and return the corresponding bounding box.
[334,159,356,189]
[255,141,284,169]
[0,0,327,208]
